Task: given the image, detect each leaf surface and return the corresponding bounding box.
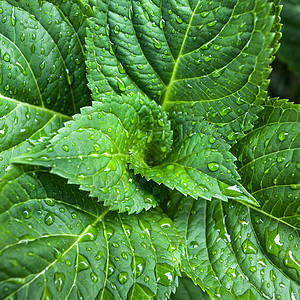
[11,93,172,213]
[0,0,91,178]
[86,0,279,140]
[132,114,257,205]
[0,167,181,300]
[167,100,300,299]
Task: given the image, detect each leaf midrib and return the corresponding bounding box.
[0,94,71,120]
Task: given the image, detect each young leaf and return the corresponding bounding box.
[11,93,172,213]
[0,0,91,178]
[132,114,258,205]
[86,0,279,140]
[0,166,182,300]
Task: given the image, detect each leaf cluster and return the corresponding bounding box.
[0,0,299,299]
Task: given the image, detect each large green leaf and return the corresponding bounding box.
[0,0,91,178]
[11,93,172,213]
[0,166,182,300]
[168,192,300,299]
[232,99,300,228]
[86,0,279,141]
[167,100,300,299]
[132,114,257,205]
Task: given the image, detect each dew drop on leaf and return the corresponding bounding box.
[113,25,120,34]
[104,228,114,239]
[41,287,52,300]
[116,77,126,91]
[3,52,10,62]
[95,251,103,261]
[80,226,98,242]
[90,272,99,283]
[77,254,91,272]
[16,62,27,76]
[118,272,129,284]
[54,272,65,292]
[40,61,45,70]
[44,198,55,206]
[152,38,162,49]
[242,239,257,254]
[61,145,69,152]
[208,162,220,172]
[0,124,8,138]
[278,131,288,141]
[44,212,54,226]
[22,209,31,219]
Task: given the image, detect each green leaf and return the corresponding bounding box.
[170,273,210,300]
[168,191,300,299]
[276,0,300,77]
[232,99,300,228]
[132,114,257,205]
[0,167,182,300]
[11,93,172,213]
[167,100,300,299]
[0,0,91,178]
[86,0,279,140]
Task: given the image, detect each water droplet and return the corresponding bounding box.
[16,62,27,76]
[291,184,300,190]
[208,162,219,172]
[116,77,126,91]
[108,261,115,276]
[200,11,210,17]
[44,198,55,206]
[278,131,288,141]
[123,224,132,236]
[54,272,65,292]
[137,64,143,70]
[208,20,217,27]
[90,272,99,283]
[265,229,283,256]
[113,25,120,34]
[118,272,128,284]
[80,226,98,242]
[44,212,54,226]
[152,38,162,49]
[284,249,300,276]
[228,131,239,141]
[220,105,232,116]
[158,216,173,228]
[156,263,174,286]
[104,228,114,239]
[209,136,216,144]
[159,18,166,29]
[62,145,69,152]
[0,124,8,138]
[22,209,31,219]
[41,287,52,300]
[249,266,257,273]
[242,239,257,254]
[40,61,45,70]
[176,16,183,24]
[121,252,128,260]
[77,254,90,272]
[3,52,10,62]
